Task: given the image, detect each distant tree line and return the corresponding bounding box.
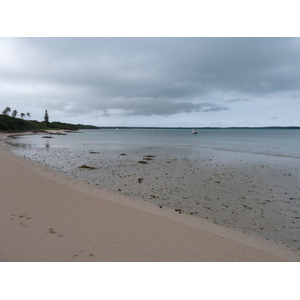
[0,106,98,131]
[2,106,31,120]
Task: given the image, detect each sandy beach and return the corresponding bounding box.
[1,132,300,261]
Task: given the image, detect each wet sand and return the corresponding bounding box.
[8,133,300,251]
[94,148,300,251]
[1,132,300,261]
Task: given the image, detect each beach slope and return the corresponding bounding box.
[1,137,299,261]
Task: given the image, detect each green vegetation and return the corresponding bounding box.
[49,121,99,130]
[0,107,99,131]
[0,114,44,131]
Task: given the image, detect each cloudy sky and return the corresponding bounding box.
[1,37,300,127]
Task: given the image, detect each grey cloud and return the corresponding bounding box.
[88,97,229,117]
[123,100,201,116]
[4,38,300,101]
[202,106,230,112]
[226,98,252,103]
[1,37,300,127]
[90,97,203,116]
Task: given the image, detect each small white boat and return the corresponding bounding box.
[191,129,198,134]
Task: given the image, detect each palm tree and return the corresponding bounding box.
[2,106,11,115]
[20,113,26,119]
[12,110,18,118]
[26,112,31,120]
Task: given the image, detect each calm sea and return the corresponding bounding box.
[7,128,300,159]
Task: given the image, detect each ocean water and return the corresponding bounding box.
[5,128,300,250]
[7,128,300,159]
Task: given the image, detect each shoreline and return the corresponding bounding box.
[6,130,300,251]
[1,132,300,261]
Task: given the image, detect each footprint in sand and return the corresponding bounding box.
[48,228,57,234]
[10,213,33,227]
[48,228,64,237]
[10,213,33,220]
[72,250,95,258]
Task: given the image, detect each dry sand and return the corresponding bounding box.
[1,132,300,261]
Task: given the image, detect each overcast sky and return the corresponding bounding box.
[1,37,299,127]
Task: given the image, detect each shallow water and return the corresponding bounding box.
[5,128,300,250]
[7,128,300,158]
